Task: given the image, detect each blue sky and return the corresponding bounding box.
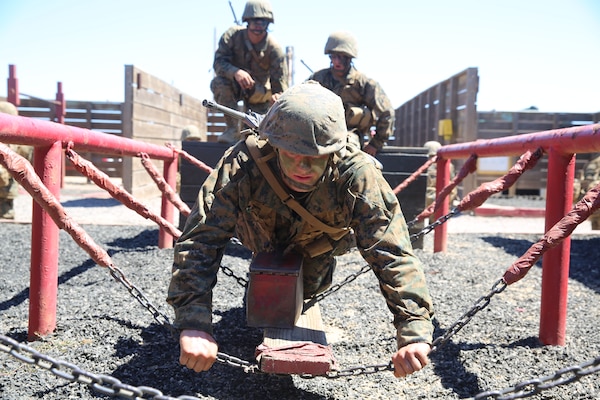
[1,0,599,113]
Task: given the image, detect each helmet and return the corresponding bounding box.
[242,0,274,23]
[0,101,18,116]
[258,81,347,156]
[181,125,202,141]
[424,141,442,157]
[324,31,358,58]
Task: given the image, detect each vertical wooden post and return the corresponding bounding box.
[28,141,62,341]
[7,64,19,105]
[539,149,575,345]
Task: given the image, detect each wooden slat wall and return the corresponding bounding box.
[394,67,480,193]
[393,67,479,148]
[476,111,600,194]
[123,65,207,198]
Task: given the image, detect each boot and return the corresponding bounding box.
[217,116,241,144]
[0,198,14,219]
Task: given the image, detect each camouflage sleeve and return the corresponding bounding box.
[349,162,434,347]
[267,37,288,94]
[167,145,247,335]
[213,26,243,80]
[362,77,395,150]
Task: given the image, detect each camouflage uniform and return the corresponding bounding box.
[0,101,33,219]
[308,32,394,152]
[211,1,288,143]
[168,139,434,348]
[573,154,600,229]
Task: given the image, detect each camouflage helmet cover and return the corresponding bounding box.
[181,125,202,141]
[424,141,442,157]
[0,101,18,116]
[324,31,358,58]
[242,0,274,23]
[258,81,347,156]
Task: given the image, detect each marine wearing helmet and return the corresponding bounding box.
[259,81,347,192]
[307,32,395,157]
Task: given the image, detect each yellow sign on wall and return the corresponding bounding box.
[438,119,453,141]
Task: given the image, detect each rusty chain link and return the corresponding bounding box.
[0,334,202,400]
[409,207,461,243]
[474,355,600,399]
[430,278,508,353]
[4,209,598,397]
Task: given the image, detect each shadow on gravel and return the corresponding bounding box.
[108,309,326,400]
[430,319,482,398]
[0,229,159,313]
[106,228,159,251]
[481,235,600,293]
[431,321,544,398]
[61,198,122,208]
[0,258,97,313]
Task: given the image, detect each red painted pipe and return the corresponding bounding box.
[539,150,575,346]
[438,124,600,158]
[0,113,175,160]
[28,141,62,341]
[433,157,451,252]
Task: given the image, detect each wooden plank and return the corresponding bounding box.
[257,302,335,376]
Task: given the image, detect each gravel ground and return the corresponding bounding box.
[1,209,599,399]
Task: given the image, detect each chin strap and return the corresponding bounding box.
[245,134,350,240]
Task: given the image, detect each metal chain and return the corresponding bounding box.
[4,236,599,396]
[473,356,600,399]
[106,262,259,373]
[106,264,176,335]
[219,264,248,287]
[303,264,371,311]
[409,208,461,243]
[0,334,202,400]
[430,278,507,353]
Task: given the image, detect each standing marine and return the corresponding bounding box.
[211,0,289,144]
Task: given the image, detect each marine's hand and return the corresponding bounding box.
[391,342,430,378]
[270,92,282,104]
[179,329,218,372]
[234,69,255,90]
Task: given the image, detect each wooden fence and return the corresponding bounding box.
[6,64,207,198]
[392,66,600,196]
[393,67,479,193]
[9,62,600,198]
[122,65,206,198]
[476,111,600,195]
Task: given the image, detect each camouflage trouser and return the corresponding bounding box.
[210,76,271,115]
[302,254,336,299]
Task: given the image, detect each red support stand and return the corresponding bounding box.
[159,157,178,248]
[28,141,62,341]
[433,157,451,253]
[539,149,575,346]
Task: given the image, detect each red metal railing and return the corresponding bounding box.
[0,112,178,340]
[432,123,600,346]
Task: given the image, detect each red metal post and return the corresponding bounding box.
[433,157,450,252]
[159,157,178,248]
[28,141,62,341]
[539,149,575,346]
[7,64,19,105]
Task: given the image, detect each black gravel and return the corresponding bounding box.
[1,223,599,399]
